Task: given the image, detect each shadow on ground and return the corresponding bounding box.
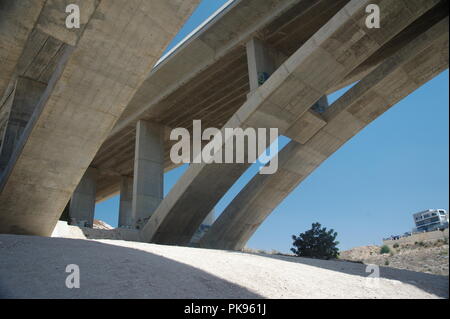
[0,235,262,299]
[242,252,448,298]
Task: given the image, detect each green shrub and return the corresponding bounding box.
[393,243,399,248]
[380,245,391,254]
[291,222,339,260]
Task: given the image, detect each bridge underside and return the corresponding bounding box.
[92,0,449,203]
[0,0,448,245]
[139,0,448,246]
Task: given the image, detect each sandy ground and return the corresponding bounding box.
[0,235,447,299]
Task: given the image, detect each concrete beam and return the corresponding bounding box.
[69,167,97,228]
[132,120,164,229]
[118,176,133,228]
[199,17,449,251]
[0,0,200,236]
[140,0,440,245]
[0,77,46,172]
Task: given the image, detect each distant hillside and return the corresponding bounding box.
[340,240,449,276]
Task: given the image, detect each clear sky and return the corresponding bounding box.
[95,1,449,252]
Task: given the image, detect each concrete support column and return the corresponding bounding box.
[118,176,133,228]
[0,77,46,172]
[69,167,97,228]
[132,120,164,229]
[246,38,282,93]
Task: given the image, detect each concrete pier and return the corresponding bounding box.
[132,120,164,229]
[69,167,97,228]
[118,176,133,228]
[246,38,282,93]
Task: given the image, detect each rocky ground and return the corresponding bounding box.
[0,235,448,298]
[339,240,449,276]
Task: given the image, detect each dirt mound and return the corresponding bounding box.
[340,241,449,276]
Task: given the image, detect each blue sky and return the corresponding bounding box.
[95,1,449,252]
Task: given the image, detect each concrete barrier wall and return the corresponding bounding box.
[383,228,449,246]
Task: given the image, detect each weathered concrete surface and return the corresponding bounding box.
[0,1,200,236]
[0,1,102,151]
[0,77,46,171]
[68,167,97,228]
[0,1,46,101]
[141,0,440,246]
[132,121,164,229]
[200,17,449,251]
[34,0,100,46]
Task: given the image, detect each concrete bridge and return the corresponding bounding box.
[0,0,448,250]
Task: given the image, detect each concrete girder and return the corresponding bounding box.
[199,17,449,251]
[140,0,440,245]
[0,0,200,236]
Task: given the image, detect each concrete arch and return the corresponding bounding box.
[199,17,449,250]
[140,0,443,245]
